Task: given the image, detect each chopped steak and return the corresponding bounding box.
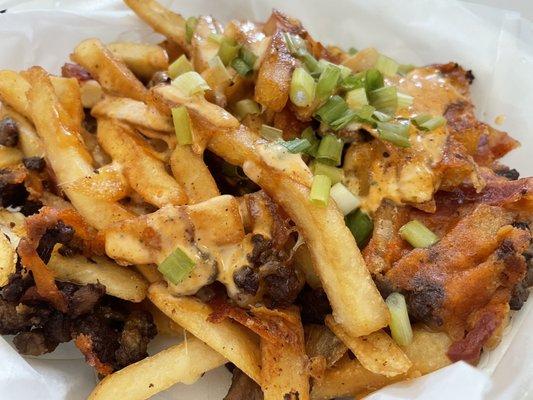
[297,285,331,324]
[36,220,75,264]
[0,117,19,147]
[22,157,46,172]
[13,330,56,356]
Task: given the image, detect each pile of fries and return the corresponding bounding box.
[0,0,531,399]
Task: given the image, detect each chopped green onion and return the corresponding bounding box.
[172,71,210,96]
[398,64,415,76]
[280,138,311,153]
[345,209,373,248]
[302,53,321,75]
[301,127,320,157]
[290,67,316,107]
[314,95,348,124]
[316,134,343,166]
[397,92,414,108]
[346,87,368,109]
[240,47,257,69]
[348,47,358,55]
[330,110,358,131]
[413,115,447,131]
[399,220,439,248]
[386,292,413,346]
[309,174,332,206]
[375,54,399,77]
[316,64,341,102]
[261,124,283,141]
[377,121,411,147]
[373,110,392,122]
[365,69,384,93]
[168,54,193,79]
[318,59,351,79]
[369,86,398,114]
[207,33,224,44]
[185,17,198,44]
[218,38,240,66]
[354,105,376,125]
[340,73,365,91]
[231,57,252,76]
[283,32,306,57]
[310,161,343,184]
[157,246,196,285]
[234,99,260,120]
[330,183,360,215]
[171,106,193,145]
[207,56,231,82]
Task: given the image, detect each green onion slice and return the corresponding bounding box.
[377,121,411,147]
[373,110,393,122]
[413,115,447,131]
[375,54,399,77]
[157,246,196,285]
[348,47,358,55]
[283,32,307,57]
[397,92,414,108]
[261,124,283,141]
[290,67,316,107]
[240,47,257,69]
[355,104,376,122]
[172,71,210,96]
[398,64,416,76]
[330,182,360,215]
[340,73,365,91]
[301,127,320,157]
[302,53,321,75]
[218,38,240,66]
[280,138,311,154]
[172,106,193,145]
[330,110,358,131]
[399,220,439,248]
[185,17,198,44]
[310,160,343,184]
[168,54,193,79]
[316,134,343,166]
[231,57,252,76]
[314,95,348,125]
[316,64,341,102]
[365,68,384,93]
[386,292,413,346]
[309,174,332,207]
[345,209,373,248]
[369,86,398,114]
[207,33,224,44]
[346,87,368,109]
[234,99,260,120]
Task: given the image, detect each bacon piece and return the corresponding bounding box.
[432,62,474,96]
[61,63,93,82]
[475,126,519,166]
[75,334,114,376]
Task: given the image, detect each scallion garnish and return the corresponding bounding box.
[373,110,393,122]
[346,87,368,109]
[218,38,240,66]
[168,54,193,79]
[398,64,415,76]
[157,246,196,285]
[301,127,320,157]
[348,47,358,55]
[310,160,343,184]
[171,106,193,145]
[330,182,360,215]
[355,105,376,124]
[261,124,283,141]
[280,138,311,153]
[377,121,411,147]
[240,47,257,69]
[386,292,413,346]
[316,63,341,102]
[185,17,198,43]
[316,134,343,166]
[283,32,307,57]
[413,115,447,131]
[397,92,414,108]
[172,71,210,96]
[318,59,351,79]
[231,57,252,76]
[290,67,316,108]
[369,86,398,114]
[364,68,384,93]
[340,73,365,91]
[207,33,224,44]
[314,95,348,125]
[375,54,399,77]
[309,174,332,207]
[330,110,358,131]
[234,99,260,120]
[345,209,373,248]
[399,220,439,248]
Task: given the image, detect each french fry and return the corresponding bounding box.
[135,264,163,284]
[0,70,32,119]
[124,0,189,53]
[146,300,183,337]
[326,316,412,377]
[0,105,44,157]
[62,164,129,202]
[0,232,16,287]
[47,252,148,302]
[92,96,173,133]
[50,76,84,128]
[107,42,169,80]
[243,160,390,337]
[96,119,187,207]
[71,39,149,102]
[25,66,134,230]
[400,325,452,375]
[88,337,226,400]
[170,144,220,204]
[148,283,262,383]
[0,147,23,168]
[256,308,310,400]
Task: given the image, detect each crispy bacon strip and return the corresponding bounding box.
[75,334,114,376]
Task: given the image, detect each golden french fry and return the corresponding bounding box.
[97,119,187,207]
[146,300,183,337]
[62,164,130,202]
[71,39,148,102]
[256,308,310,400]
[0,146,23,168]
[124,0,188,53]
[48,252,148,302]
[0,105,44,157]
[88,337,226,400]
[243,159,390,337]
[0,232,16,287]
[0,70,32,119]
[107,42,169,80]
[326,316,412,377]
[170,144,220,204]
[25,66,133,230]
[400,325,452,375]
[92,96,173,133]
[148,282,262,383]
[135,264,163,284]
[50,76,84,128]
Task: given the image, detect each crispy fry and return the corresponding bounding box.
[62,164,129,202]
[170,144,220,203]
[50,76,84,128]
[96,119,187,207]
[0,146,23,168]
[0,232,16,287]
[401,325,452,375]
[0,105,44,157]
[107,42,169,80]
[326,316,412,377]
[88,337,225,400]
[0,70,32,119]
[243,159,389,337]
[148,282,262,383]
[47,251,148,302]
[135,264,163,284]
[71,39,149,102]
